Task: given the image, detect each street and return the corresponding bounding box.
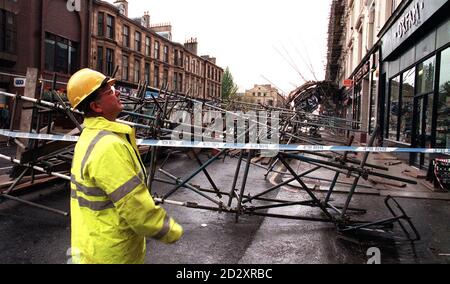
[0,151,449,264]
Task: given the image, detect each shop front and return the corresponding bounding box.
[380,0,450,171]
[346,47,380,144]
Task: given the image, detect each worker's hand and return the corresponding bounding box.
[168,221,183,244]
[160,219,183,244]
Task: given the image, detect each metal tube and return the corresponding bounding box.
[247,200,315,211]
[282,153,416,184]
[4,168,29,195]
[235,150,252,222]
[243,165,321,204]
[248,211,335,223]
[158,169,225,208]
[0,194,68,216]
[0,91,152,130]
[227,150,244,207]
[0,154,70,181]
[340,127,379,217]
[325,136,354,203]
[160,149,226,199]
[192,150,222,198]
[278,154,334,220]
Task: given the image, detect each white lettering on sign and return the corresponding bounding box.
[396,2,425,38]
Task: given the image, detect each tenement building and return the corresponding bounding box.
[326,0,402,143]
[0,0,222,102]
[92,0,223,100]
[243,84,284,107]
[326,0,449,171]
[0,0,91,127]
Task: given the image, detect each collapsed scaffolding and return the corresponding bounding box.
[0,70,436,242]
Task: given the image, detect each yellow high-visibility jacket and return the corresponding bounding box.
[70,116,183,264]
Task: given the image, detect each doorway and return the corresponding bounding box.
[413,94,434,168]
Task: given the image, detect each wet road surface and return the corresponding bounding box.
[0,150,449,264]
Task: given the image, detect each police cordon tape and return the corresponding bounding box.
[0,151,196,211]
[1,129,449,154]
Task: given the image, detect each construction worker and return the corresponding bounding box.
[67,68,183,264]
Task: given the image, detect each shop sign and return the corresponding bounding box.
[14,78,26,88]
[382,0,447,60]
[395,2,425,39]
[354,62,371,82]
[343,79,353,88]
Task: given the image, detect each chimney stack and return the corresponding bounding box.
[114,0,128,17]
[149,22,172,40]
[184,38,198,55]
[142,11,150,28]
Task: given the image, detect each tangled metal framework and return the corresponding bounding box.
[0,72,421,242]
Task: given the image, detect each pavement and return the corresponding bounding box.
[0,148,449,264]
[283,152,450,201]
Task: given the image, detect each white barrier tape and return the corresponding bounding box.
[1,129,449,154]
[0,130,79,143]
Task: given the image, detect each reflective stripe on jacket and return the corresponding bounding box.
[70,116,183,264]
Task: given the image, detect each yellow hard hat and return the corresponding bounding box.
[67,68,116,109]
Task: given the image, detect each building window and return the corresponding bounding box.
[388,76,400,140]
[163,45,169,63]
[399,67,415,144]
[437,47,450,150]
[180,51,184,67]
[178,73,183,93]
[193,79,197,96]
[173,72,178,93]
[163,69,169,88]
[97,46,104,72]
[185,75,189,92]
[105,48,114,76]
[134,59,140,83]
[122,55,129,81]
[123,25,130,48]
[135,32,141,52]
[106,15,115,39]
[174,50,178,66]
[0,9,16,54]
[44,33,78,74]
[369,72,378,134]
[417,57,436,95]
[154,65,160,88]
[145,63,150,84]
[97,12,104,37]
[154,41,160,60]
[145,37,151,57]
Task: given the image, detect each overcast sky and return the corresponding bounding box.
[106,0,331,94]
